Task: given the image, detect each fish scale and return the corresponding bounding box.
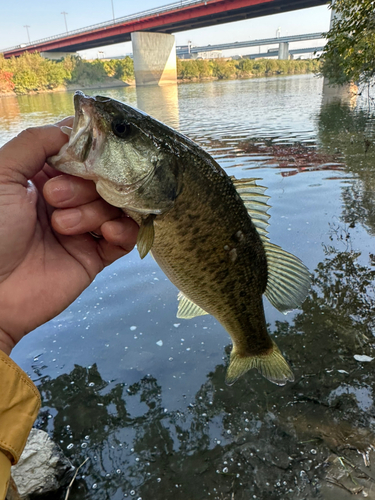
[149,151,267,327]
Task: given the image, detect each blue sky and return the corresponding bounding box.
[1,0,331,58]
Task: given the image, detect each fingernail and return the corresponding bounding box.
[55,208,82,229]
[47,177,75,203]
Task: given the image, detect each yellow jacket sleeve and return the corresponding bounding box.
[0,350,41,500]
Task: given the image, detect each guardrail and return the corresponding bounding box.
[1,0,211,52]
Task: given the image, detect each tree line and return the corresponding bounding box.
[0,53,135,94]
[0,52,320,96]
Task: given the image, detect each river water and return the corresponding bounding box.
[1,75,375,499]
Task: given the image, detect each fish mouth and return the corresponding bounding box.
[72,98,91,144]
[48,92,97,174]
[70,91,96,164]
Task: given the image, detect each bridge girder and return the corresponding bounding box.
[2,0,328,58]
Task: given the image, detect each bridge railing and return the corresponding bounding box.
[1,0,214,53]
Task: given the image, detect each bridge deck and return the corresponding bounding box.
[2,0,328,58]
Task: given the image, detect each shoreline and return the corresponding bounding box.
[0,71,319,99]
[0,77,134,99]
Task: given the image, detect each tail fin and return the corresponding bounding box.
[225,341,294,386]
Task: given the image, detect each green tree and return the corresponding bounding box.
[235,58,254,76]
[195,58,212,78]
[252,59,267,76]
[211,58,236,79]
[70,57,107,84]
[177,59,200,79]
[320,0,375,85]
[265,59,278,74]
[103,59,118,77]
[114,56,135,82]
[1,52,70,93]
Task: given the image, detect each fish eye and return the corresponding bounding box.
[112,120,131,139]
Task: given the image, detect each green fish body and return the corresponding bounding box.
[48,91,311,386]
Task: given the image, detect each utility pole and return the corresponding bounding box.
[61,12,68,33]
[111,0,115,21]
[23,25,31,43]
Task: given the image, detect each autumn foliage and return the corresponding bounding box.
[0,70,14,93]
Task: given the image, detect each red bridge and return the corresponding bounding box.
[2,0,327,58]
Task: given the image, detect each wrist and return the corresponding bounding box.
[0,328,15,356]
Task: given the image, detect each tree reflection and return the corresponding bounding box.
[317,101,375,235]
[35,225,375,500]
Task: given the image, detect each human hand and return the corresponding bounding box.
[0,120,139,355]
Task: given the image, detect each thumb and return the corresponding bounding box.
[0,118,73,186]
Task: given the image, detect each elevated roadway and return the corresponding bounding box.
[176,32,324,56]
[187,32,324,53]
[248,45,324,57]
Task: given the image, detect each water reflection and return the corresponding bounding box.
[0,91,75,144]
[2,76,375,499]
[16,91,74,118]
[0,96,21,128]
[321,81,358,108]
[317,101,375,236]
[136,84,179,129]
[35,224,375,499]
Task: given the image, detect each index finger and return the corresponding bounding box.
[0,117,73,186]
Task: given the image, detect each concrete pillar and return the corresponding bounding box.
[40,52,77,60]
[322,1,357,102]
[329,0,341,28]
[322,81,358,106]
[131,32,177,86]
[278,42,289,60]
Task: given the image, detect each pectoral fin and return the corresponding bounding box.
[137,215,155,259]
[177,292,209,319]
[226,341,294,386]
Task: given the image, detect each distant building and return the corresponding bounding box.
[194,50,223,59]
[176,45,222,59]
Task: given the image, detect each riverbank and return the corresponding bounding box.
[0,52,321,97]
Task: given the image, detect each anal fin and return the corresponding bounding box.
[225,341,294,386]
[177,292,209,319]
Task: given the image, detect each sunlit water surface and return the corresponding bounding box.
[1,75,375,499]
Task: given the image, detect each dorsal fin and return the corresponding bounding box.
[177,292,209,319]
[231,177,311,312]
[232,178,271,238]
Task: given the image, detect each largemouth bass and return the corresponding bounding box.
[48,91,311,386]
